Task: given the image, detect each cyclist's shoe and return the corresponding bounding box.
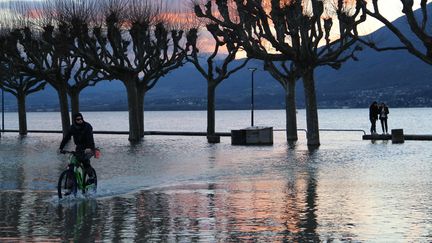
[86,175,96,185]
[66,176,74,189]
[64,189,72,196]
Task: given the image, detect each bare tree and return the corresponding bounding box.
[264,61,300,142]
[0,29,48,135]
[71,0,193,141]
[364,0,432,65]
[194,0,366,146]
[39,22,108,119]
[0,61,46,135]
[2,1,110,136]
[185,23,249,142]
[43,0,110,125]
[1,2,69,135]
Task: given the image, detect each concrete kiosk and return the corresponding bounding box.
[231,126,273,145]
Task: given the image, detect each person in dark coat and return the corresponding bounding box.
[379,102,390,134]
[59,112,96,177]
[369,101,379,134]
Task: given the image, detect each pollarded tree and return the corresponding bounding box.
[365,0,432,65]
[67,56,109,116]
[6,1,109,135]
[1,25,55,134]
[71,0,194,141]
[4,5,73,135]
[264,61,301,142]
[0,63,46,135]
[38,21,109,118]
[194,0,366,146]
[185,24,249,143]
[0,29,46,135]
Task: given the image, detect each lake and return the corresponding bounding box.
[1,108,432,242]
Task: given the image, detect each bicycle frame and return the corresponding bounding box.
[65,152,94,191]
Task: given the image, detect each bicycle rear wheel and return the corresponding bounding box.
[57,170,77,199]
[83,167,97,194]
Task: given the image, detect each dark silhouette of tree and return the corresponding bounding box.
[0,28,47,135]
[0,24,51,135]
[47,0,111,116]
[3,1,109,136]
[185,24,249,142]
[70,0,194,141]
[364,1,432,65]
[0,64,46,135]
[3,7,73,135]
[264,61,300,141]
[194,0,366,146]
[39,22,108,118]
[67,57,109,116]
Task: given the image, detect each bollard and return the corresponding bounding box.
[391,129,404,144]
[207,135,220,144]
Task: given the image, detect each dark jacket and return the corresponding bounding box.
[369,103,379,120]
[59,121,95,152]
[379,106,389,120]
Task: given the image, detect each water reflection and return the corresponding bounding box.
[55,199,99,242]
[1,169,322,242]
[2,129,432,241]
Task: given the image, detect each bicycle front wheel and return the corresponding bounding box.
[57,170,77,199]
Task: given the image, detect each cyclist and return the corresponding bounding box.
[59,112,96,182]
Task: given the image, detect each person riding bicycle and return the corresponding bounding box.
[59,113,96,180]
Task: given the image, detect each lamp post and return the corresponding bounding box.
[248,67,257,127]
[1,88,4,132]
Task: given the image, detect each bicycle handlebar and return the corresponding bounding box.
[60,149,100,159]
[60,150,75,154]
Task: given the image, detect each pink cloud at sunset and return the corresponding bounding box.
[2,0,429,57]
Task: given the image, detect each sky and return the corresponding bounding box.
[0,0,426,31]
[0,0,426,28]
[0,0,430,56]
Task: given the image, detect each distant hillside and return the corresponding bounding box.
[3,5,432,111]
[315,3,432,108]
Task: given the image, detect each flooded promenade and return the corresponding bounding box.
[1,109,432,241]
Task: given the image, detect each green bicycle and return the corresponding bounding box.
[57,150,98,199]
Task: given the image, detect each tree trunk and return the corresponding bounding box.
[207,83,216,137]
[124,81,141,142]
[57,87,71,137]
[17,92,27,135]
[137,87,145,138]
[302,69,320,146]
[285,79,298,141]
[70,90,80,117]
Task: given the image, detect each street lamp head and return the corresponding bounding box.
[248,67,257,71]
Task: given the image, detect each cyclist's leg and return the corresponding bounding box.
[82,159,93,176]
[58,169,77,198]
[82,159,96,189]
[65,164,75,190]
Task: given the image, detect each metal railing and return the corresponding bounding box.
[274,128,366,135]
[319,128,366,135]
[1,128,366,136]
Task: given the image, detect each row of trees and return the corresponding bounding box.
[0,0,191,142]
[193,0,432,145]
[1,0,431,146]
[0,0,256,143]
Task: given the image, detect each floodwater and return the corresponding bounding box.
[1,109,432,242]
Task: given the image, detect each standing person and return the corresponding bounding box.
[379,102,389,134]
[59,112,96,177]
[369,101,379,134]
